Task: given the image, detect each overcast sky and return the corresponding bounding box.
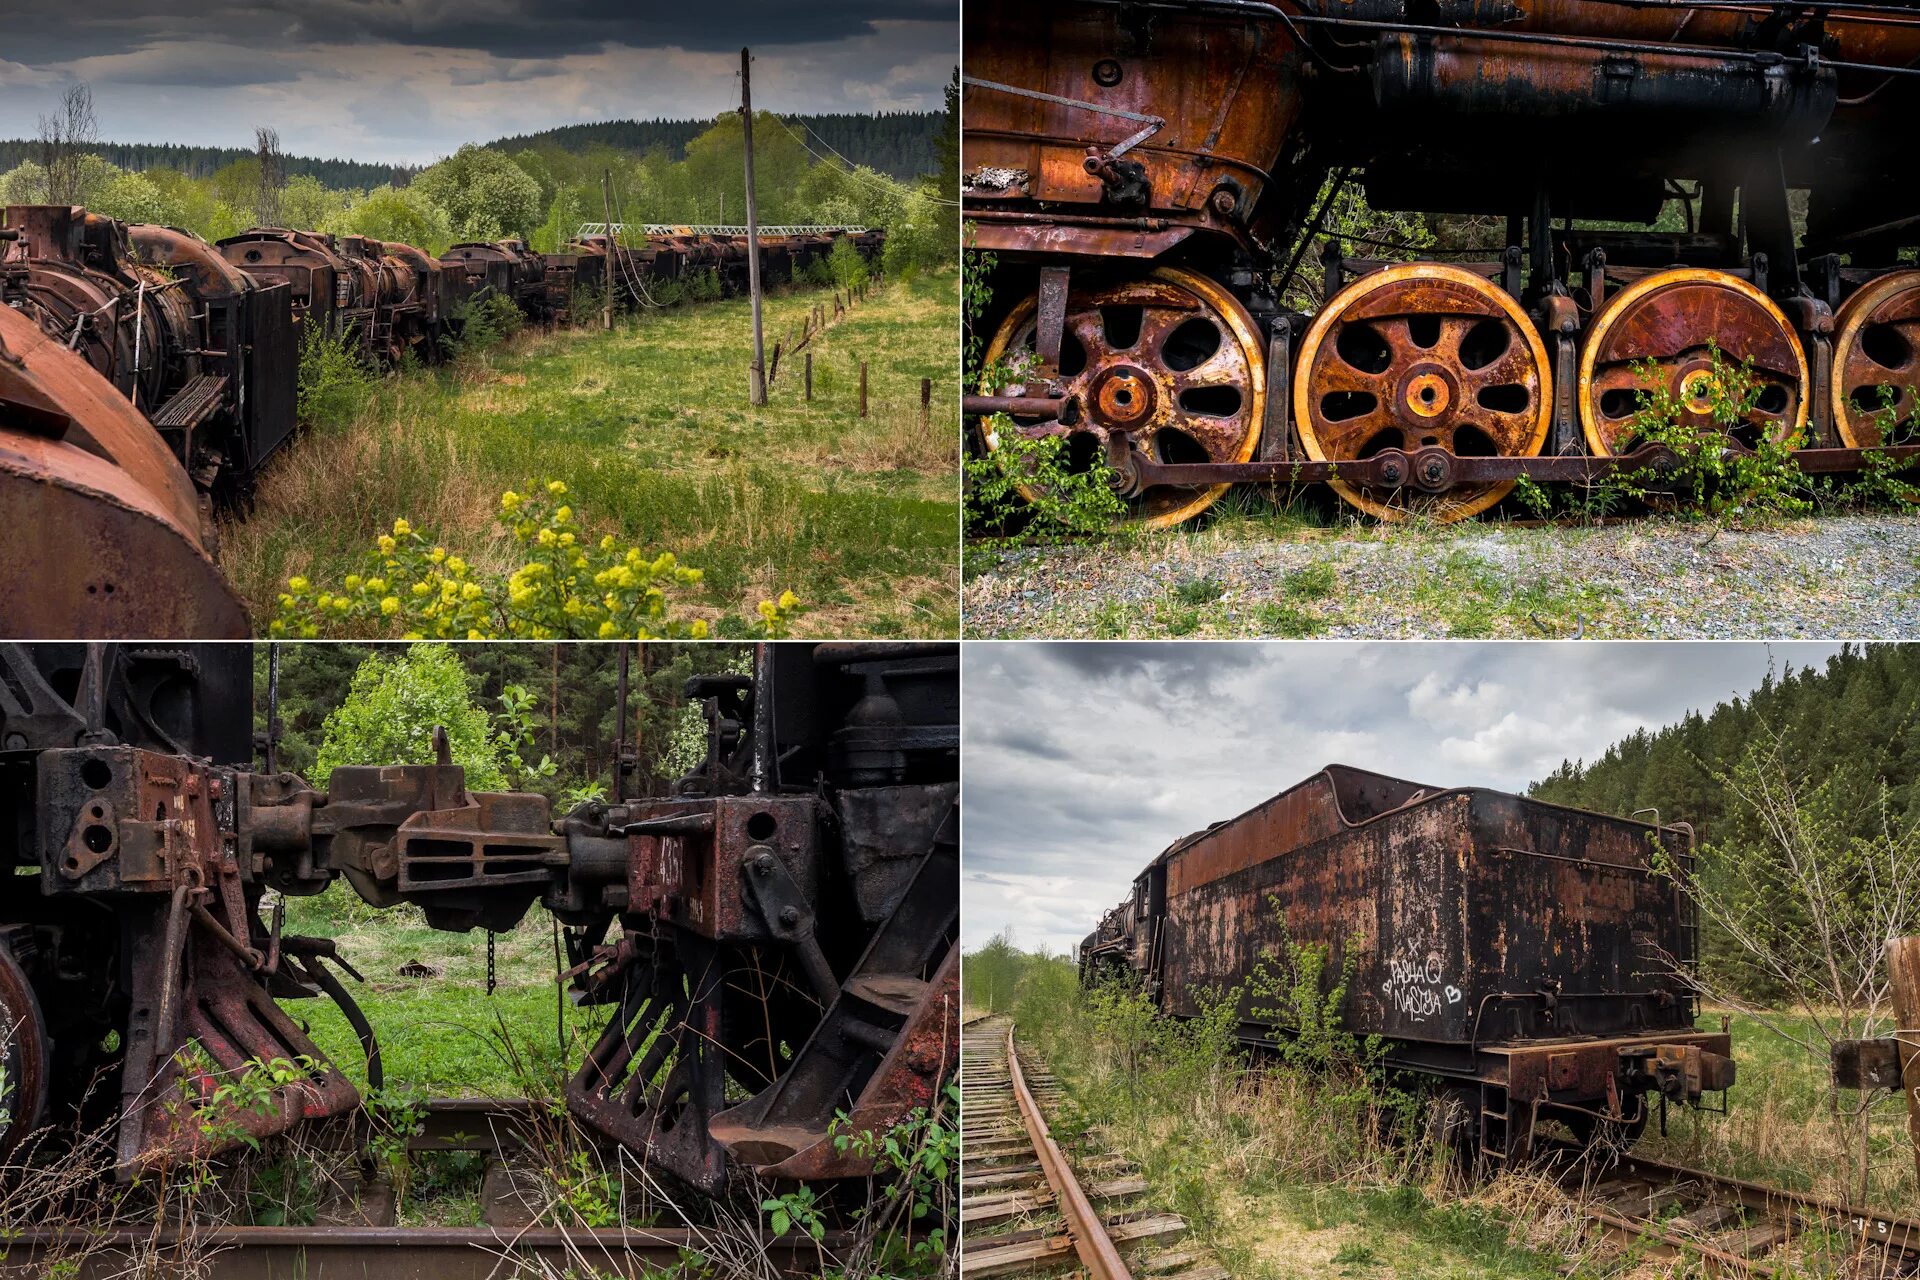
[962,641,1846,956]
[0,2,955,165]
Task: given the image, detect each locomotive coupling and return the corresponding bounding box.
[1626,1043,1739,1104]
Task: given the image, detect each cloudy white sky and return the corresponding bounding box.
[0,2,954,165]
[962,641,1845,956]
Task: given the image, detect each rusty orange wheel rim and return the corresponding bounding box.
[1831,269,1920,451]
[1294,263,1551,523]
[1579,268,1808,457]
[981,266,1265,529]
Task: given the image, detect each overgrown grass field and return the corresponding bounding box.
[224,269,960,638]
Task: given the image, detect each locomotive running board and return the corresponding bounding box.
[710,800,960,1180]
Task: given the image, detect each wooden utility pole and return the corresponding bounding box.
[600,170,615,331]
[1889,936,1920,1185]
[741,47,767,406]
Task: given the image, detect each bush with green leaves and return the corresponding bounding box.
[274,481,804,640]
[965,425,1126,541]
[314,644,514,790]
[1605,346,1810,521]
[295,324,376,426]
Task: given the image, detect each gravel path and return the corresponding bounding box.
[962,514,1920,638]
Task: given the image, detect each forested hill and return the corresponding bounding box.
[484,111,944,181]
[1528,643,1920,839]
[0,141,410,190]
[0,110,940,193]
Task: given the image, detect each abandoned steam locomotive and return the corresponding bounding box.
[0,207,880,637]
[0,640,956,1194]
[964,0,1920,524]
[1080,765,1735,1158]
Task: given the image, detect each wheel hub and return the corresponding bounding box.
[1400,365,1455,424]
[1677,363,1719,419]
[1088,365,1159,430]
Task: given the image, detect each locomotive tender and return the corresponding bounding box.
[1081,765,1734,1158]
[0,641,955,1192]
[965,0,1920,525]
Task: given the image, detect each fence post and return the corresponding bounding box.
[859,361,868,418]
[1889,937,1920,1186]
[769,340,782,386]
[920,377,931,431]
[804,353,813,402]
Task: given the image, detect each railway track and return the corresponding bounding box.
[1564,1149,1920,1275]
[1,1097,848,1278]
[959,1015,1225,1280]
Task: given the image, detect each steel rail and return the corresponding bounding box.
[1564,1149,1920,1272]
[1005,1023,1135,1280]
[0,1224,850,1280]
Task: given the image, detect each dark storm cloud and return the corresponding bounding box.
[0,0,952,164]
[961,642,1845,955]
[0,1,952,64]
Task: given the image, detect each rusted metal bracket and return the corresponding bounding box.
[1258,318,1294,463]
[1035,265,1070,371]
[1538,295,1582,456]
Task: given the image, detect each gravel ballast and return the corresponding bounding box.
[963,514,1920,639]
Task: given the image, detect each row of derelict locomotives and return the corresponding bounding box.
[963,0,1920,527]
[0,207,883,639]
[0,641,956,1209]
[1080,765,1735,1164]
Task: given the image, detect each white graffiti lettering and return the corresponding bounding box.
[1380,949,1461,1022]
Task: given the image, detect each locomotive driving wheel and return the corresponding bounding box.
[1294,263,1551,522]
[0,944,47,1157]
[981,266,1265,529]
[1579,269,1808,457]
[1831,269,1920,449]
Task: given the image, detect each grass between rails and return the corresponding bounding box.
[224,269,960,639]
[986,963,1918,1280]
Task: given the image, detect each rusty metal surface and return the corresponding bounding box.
[1831,269,1920,448]
[1,639,954,1201]
[560,644,959,1191]
[1580,269,1809,456]
[1294,262,1551,522]
[1086,763,1728,1144]
[1156,773,1698,1044]
[0,303,245,638]
[981,264,1265,527]
[963,0,1301,237]
[0,1224,852,1279]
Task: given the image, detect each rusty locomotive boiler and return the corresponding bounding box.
[1082,765,1734,1158]
[0,640,957,1192]
[964,0,1920,526]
